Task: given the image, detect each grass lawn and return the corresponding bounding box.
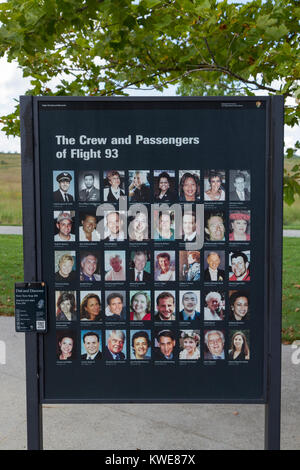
[0,234,299,342]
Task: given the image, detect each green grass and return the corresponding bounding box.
[0,234,299,342]
[0,153,22,225]
[282,238,300,343]
[0,235,23,315]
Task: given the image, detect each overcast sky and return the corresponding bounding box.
[0,56,298,154]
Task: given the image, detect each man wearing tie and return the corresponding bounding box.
[204,330,225,360]
[79,172,100,201]
[230,173,250,201]
[129,251,151,282]
[81,332,102,360]
[53,172,74,202]
[104,330,126,360]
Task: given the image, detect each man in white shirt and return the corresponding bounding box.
[54,212,75,241]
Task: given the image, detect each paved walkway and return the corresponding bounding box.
[0,226,300,237]
[0,317,299,450]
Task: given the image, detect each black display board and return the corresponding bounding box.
[20,97,283,413]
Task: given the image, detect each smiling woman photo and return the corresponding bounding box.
[130,291,151,321]
[80,293,101,321]
[228,331,250,361]
[179,330,200,360]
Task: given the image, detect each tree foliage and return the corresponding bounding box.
[0,0,299,202]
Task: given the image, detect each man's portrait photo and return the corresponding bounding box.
[53,171,74,203]
[81,330,102,360]
[204,330,225,360]
[78,171,100,202]
[54,251,76,283]
[103,170,125,202]
[103,210,126,241]
[54,211,75,242]
[104,251,126,281]
[154,291,176,321]
[154,251,176,282]
[130,330,151,360]
[204,210,226,242]
[154,330,176,361]
[179,291,201,321]
[80,251,101,282]
[179,250,200,282]
[204,250,225,282]
[129,250,151,282]
[104,291,126,321]
[229,251,250,282]
[229,170,251,201]
[182,210,197,243]
[104,330,126,360]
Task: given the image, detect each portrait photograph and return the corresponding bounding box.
[78,171,100,202]
[104,330,127,360]
[54,210,75,242]
[79,251,101,282]
[79,210,101,242]
[229,290,250,322]
[229,210,251,242]
[153,209,176,241]
[229,170,251,201]
[154,250,176,282]
[179,250,200,282]
[204,329,225,360]
[179,330,200,360]
[102,210,126,241]
[204,250,225,282]
[103,170,126,202]
[153,170,176,203]
[204,170,225,201]
[56,329,76,361]
[229,250,251,282]
[129,249,151,282]
[104,251,126,282]
[54,251,76,283]
[80,291,102,322]
[228,330,250,361]
[154,290,176,321]
[204,290,225,321]
[154,329,176,361]
[129,290,151,321]
[53,170,75,203]
[204,210,226,242]
[128,170,151,203]
[80,330,102,360]
[179,290,201,322]
[128,209,149,242]
[104,291,126,321]
[130,330,151,360]
[178,170,201,202]
[55,290,77,322]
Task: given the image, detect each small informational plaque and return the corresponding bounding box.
[15,282,47,333]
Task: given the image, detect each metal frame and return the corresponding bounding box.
[20,95,283,450]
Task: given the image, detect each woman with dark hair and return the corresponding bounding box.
[179,172,200,201]
[179,330,200,360]
[57,333,75,360]
[228,331,250,361]
[130,292,151,321]
[131,331,151,359]
[80,293,101,321]
[154,212,175,241]
[56,292,77,321]
[229,291,250,321]
[154,172,176,202]
[204,172,225,201]
[104,170,125,202]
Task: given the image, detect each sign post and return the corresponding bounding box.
[19,96,283,450]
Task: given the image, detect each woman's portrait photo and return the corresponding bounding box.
[154,251,176,282]
[55,291,77,321]
[80,291,102,322]
[54,251,76,283]
[103,170,125,202]
[228,330,250,361]
[154,170,176,202]
[179,330,200,360]
[229,211,251,241]
[104,251,126,282]
[229,290,250,322]
[153,210,175,241]
[204,170,225,201]
[179,171,200,202]
[56,330,76,361]
[130,291,151,321]
[130,330,151,360]
[128,210,149,242]
[128,170,150,202]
